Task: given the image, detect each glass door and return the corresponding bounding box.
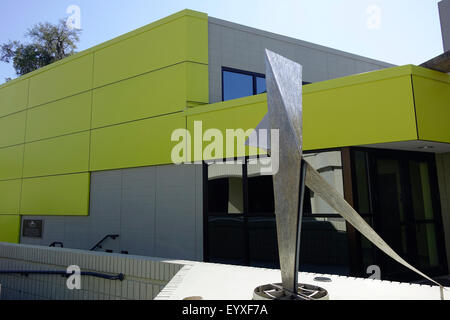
[351,148,447,281]
[372,157,410,278]
[408,159,441,271]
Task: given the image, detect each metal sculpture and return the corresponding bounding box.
[250,49,443,300]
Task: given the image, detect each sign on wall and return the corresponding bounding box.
[22,219,43,238]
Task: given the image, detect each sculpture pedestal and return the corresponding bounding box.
[253,283,329,300]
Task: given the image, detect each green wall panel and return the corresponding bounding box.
[0,215,20,243]
[0,145,24,181]
[0,111,26,147]
[20,173,90,216]
[186,62,209,105]
[0,79,28,118]
[92,63,188,128]
[413,75,450,143]
[90,114,185,171]
[302,75,418,150]
[93,12,208,87]
[0,179,21,214]
[28,54,93,107]
[26,92,92,142]
[185,14,209,67]
[187,95,267,161]
[23,132,90,178]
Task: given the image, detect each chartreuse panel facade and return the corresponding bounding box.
[0,9,209,242]
[186,64,449,162]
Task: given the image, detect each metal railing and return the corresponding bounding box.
[49,242,64,248]
[90,234,119,251]
[0,270,124,281]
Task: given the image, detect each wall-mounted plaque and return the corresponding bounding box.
[22,219,43,238]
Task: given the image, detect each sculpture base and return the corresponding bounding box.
[253,283,329,300]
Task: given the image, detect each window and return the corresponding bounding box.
[206,162,246,265]
[222,70,254,101]
[222,67,311,101]
[204,151,349,273]
[303,151,344,216]
[256,76,266,94]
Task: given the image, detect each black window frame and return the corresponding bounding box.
[221,66,312,102]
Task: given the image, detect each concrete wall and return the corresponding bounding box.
[439,0,450,51]
[436,152,450,273]
[0,242,184,300]
[208,17,395,103]
[20,164,204,261]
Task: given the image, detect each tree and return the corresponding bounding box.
[1,19,81,77]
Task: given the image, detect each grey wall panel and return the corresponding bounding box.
[64,217,93,250]
[88,170,122,251]
[19,164,203,262]
[155,165,199,260]
[42,217,65,245]
[120,166,156,256]
[208,17,395,103]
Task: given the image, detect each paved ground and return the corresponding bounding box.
[156,260,449,300]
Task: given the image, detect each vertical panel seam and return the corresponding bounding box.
[410,74,420,140]
[18,79,31,218]
[153,168,157,255]
[119,169,124,251]
[88,53,95,172]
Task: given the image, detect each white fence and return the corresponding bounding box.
[0,242,184,300]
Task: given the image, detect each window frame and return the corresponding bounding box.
[221,67,266,101]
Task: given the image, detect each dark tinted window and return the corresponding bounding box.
[256,76,266,94]
[222,71,253,101]
[248,175,274,214]
[207,216,246,265]
[207,179,229,213]
[222,68,310,101]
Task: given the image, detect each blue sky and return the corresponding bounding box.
[0,0,445,81]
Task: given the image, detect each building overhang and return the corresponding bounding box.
[186,64,450,159]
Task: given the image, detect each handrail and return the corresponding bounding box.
[49,242,64,248]
[90,234,119,251]
[0,270,124,281]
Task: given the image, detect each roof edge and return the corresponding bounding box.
[0,9,207,90]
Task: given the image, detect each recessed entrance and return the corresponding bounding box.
[351,148,448,281]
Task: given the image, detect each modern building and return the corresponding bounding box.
[0,9,448,282]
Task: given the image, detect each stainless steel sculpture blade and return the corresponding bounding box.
[265,49,303,294]
[303,162,442,287]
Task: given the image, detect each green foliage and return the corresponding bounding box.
[1,19,81,77]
